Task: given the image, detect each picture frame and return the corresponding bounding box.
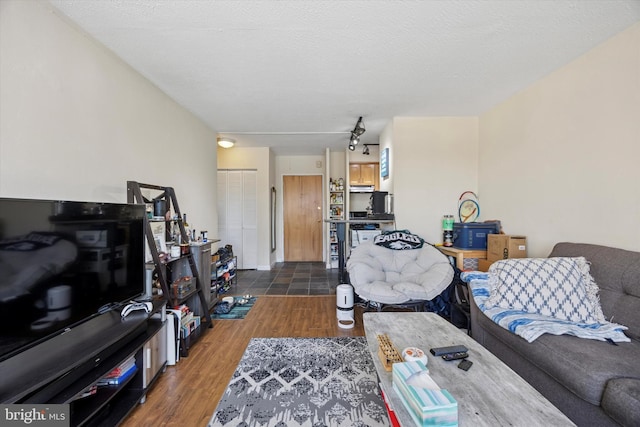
[380,147,389,179]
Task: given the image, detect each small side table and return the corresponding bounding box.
[438,246,487,270]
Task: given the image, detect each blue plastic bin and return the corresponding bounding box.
[452,222,500,249]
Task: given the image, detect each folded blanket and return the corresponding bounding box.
[461,272,630,343]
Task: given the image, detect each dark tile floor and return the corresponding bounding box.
[229,262,341,296]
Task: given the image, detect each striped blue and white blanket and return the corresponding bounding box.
[461,272,630,343]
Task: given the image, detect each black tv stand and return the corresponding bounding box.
[0,301,167,426]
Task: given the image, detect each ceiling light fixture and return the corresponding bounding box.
[217,137,235,148]
[353,116,365,136]
[347,116,365,150]
[363,145,370,155]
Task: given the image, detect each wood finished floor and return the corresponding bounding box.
[121,295,368,427]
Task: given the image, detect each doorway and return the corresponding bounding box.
[283,175,323,261]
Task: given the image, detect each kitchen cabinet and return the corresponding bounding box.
[349,163,378,188]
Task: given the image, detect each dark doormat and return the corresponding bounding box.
[211,296,257,320]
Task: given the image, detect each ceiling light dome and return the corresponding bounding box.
[217,137,235,148]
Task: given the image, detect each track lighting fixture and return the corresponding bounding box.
[353,117,365,136]
[363,144,370,155]
[347,116,365,150]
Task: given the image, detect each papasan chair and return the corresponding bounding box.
[346,230,454,311]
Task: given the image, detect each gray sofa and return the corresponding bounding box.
[470,242,640,426]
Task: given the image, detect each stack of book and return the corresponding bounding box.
[97,357,137,386]
[180,306,200,339]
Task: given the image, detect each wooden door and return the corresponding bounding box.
[283,175,323,261]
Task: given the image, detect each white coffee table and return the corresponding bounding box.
[363,312,575,426]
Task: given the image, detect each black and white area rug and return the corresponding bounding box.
[208,337,391,427]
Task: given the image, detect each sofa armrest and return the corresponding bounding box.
[468,286,487,345]
[601,377,640,427]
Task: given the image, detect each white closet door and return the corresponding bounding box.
[216,171,228,245]
[242,171,258,269]
[225,171,244,268]
[217,170,258,270]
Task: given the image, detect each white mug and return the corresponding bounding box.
[170,245,180,258]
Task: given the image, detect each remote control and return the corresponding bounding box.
[442,351,469,361]
[430,345,468,356]
[458,359,473,371]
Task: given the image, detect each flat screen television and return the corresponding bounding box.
[0,197,146,362]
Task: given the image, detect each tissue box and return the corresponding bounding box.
[392,361,458,427]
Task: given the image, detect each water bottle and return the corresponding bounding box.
[443,215,454,247]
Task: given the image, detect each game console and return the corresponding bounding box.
[121,301,153,318]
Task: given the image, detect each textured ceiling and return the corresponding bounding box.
[49,0,640,155]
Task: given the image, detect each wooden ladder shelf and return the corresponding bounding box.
[127,181,213,333]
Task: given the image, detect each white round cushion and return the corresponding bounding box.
[347,241,453,304]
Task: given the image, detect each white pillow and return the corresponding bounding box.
[485,257,605,323]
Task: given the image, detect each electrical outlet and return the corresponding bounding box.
[316,160,322,168]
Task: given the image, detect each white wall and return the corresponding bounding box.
[217,147,271,269]
[392,117,479,243]
[329,150,347,181]
[479,22,640,256]
[8,0,636,262]
[348,144,380,163]
[0,0,218,234]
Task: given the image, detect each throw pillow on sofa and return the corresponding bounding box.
[485,257,606,323]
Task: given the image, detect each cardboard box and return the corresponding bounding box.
[478,259,494,272]
[487,235,527,262]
